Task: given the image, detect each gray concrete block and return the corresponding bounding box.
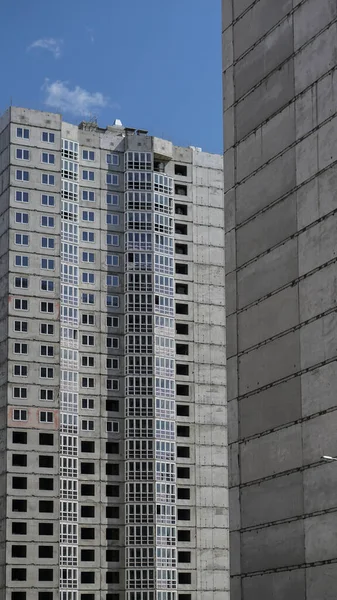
[241,472,303,528]
[295,130,318,185]
[298,212,337,275]
[227,313,237,358]
[306,563,337,600]
[243,570,305,600]
[294,0,337,50]
[297,163,337,229]
[228,398,239,443]
[304,462,337,514]
[224,188,235,233]
[235,18,294,100]
[237,238,298,309]
[302,361,337,417]
[238,331,300,394]
[230,531,241,575]
[229,486,241,531]
[241,520,305,572]
[305,512,337,562]
[222,0,233,31]
[300,312,337,370]
[299,262,337,322]
[225,271,237,316]
[238,285,299,351]
[239,378,302,437]
[302,411,337,465]
[236,147,296,223]
[240,424,303,483]
[233,0,254,20]
[294,22,337,94]
[236,60,295,141]
[226,356,238,401]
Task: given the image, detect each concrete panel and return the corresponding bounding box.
[299,262,337,321]
[228,398,239,443]
[294,23,337,95]
[240,424,303,483]
[222,0,233,31]
[240,378,302,437]
[304,462,337,514]
[294,0,337,50]
[295,83,318,139]
[306,563,337,600]
[237,238,298,309]
[302,412,337,465]
[233,0,254,20]
[229,531,241,576]
[241,520,305,572]
[241,472,303,528]
[301,361,337,417]
[236,148,296,223]
[300,312,337,370]
[235,18,294,100]
[229,486,240,531]
[238,331,300,393]
[234,0,293,58]
[238,285,299,351]
[305,512,337,563]
[225,271,237,316]
[295,130,318,185]
[237,104,295,181]
[243,570,305,600]
[297,163,337,229]
[318,113,337,170]
[235,60,295,141]
[227,313,237,358]
[298,212,337,275]
[226,356,238,402]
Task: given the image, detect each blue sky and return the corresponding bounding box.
[0,0,222,154]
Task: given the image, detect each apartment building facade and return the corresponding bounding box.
[223,0,337,598]
[0,106,228,600]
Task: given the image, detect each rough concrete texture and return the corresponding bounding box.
[223,0,337,597]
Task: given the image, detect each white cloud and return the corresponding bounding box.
[28,38,63,59]
[42,79,110,116]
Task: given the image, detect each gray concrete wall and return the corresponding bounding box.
[223,0,337,598]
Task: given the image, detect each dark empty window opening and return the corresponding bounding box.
[11,593,26,600]
[106,399,119,412]
[106,571,120,584]
[177,404,190,416]
[39,455,54,468]
[176,283,188,295]
[176,304,188,316]
[38,593,53,600]
[12,454,27,467]
[175,262,188,275]
[175,243,188,255]
[81,462,95,475]
[177,384,189,396]
[38,546,53,558]
[106,442,119,454]
[177,425,190,438]
[39,500,54,513]
[12,545,26,558]
[178,572,192,585]
[106,506,120,519]
[177,467,190,479]
[12,431,27,444]
[175,203,188,215]
[39,433,53,446]
[154,160,165,173]
[176,343,189,355]
[81,527,95,540]
[12,476,27,490]
[178,508,191,521]
[175,184,187,196]
[106,485,119,497]
[12,499,27,512]
[12,522,27,535]
[81,440,95,453]
[177,487,190,500]
[81,505,95,518]
[176,322,189,335]
[178,594,192,600]
[174,164,187,177]
[81,484,95,496]
[81,549,95,561]
[177,446,190,459]
[175,223,188,235]
[11,568,26,581]
[38,522,53,536]
[177,529,191,542]
[80,595,95,600]
[106,549,120,562]
[38,569,53,582]
[106,463,119,476]
[81,572,95,584]
[176,364,189,376]
[39,478,53,491]
[106,528,120,541]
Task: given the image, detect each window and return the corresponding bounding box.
[177,425,190,437]
[107,254,119,266]
[41,237,55,249]
[82,230,95,242]
[175,223,188,235]
[39,478,54,491]
[16,148,29,160]
[41,259,55,270]
[40,411,54,423]
[16,127,29,139]
[177,384,189,396]
[15,212,29,224]
[12,454,27,467]
[13,387,27,399]
[14,277,28,288]
[41,174,55,185]
[38,569,53,582]
[40,345,54,357]
[106,399,119,412]
[12,476,27,490]
[14,299,28,311]
[41,194,55,206]
[82,252,95,263]
[41,215,55,228]
[82,150,95,161]
[12,500,27,512]
[41,280,54,292]
[106,234,119,246]
[106,214,119,225]
[42,131,55,143]
[82,190,95,202]
[175,164,187,176]
[106,173,119,185]
[82,378,95,389]
[106,295,119,308]
[106,358,119,370]
[39,500,54,513]
[106,337,119,349]
[177,404,190,416]
[81,506,95,519]
[39,433,54,446]
[107,193,119,205]
[40,301,54,313]
[41,152,55,164]
[15,255,29,268]
[40,323,54,334]
[11,567,27,581]
[107,379,119,391]
[107,316,119,328]
[82,211,95,222]
[107,275,119,287]
[106,153,119,165]
[107,421,119,433]
[82,293,95,304]
[81,483,95,495]
[12,431,27,444]
[82,314,95,325]
[13,409,27,421]
[82,272,95,284]
[14,365,28,377]
[39,455,54,468]
[40,367,54,379]
[82,398,94,409]
[14,343,28,354]
[16,170,29,181]
[82,170,94,181]
[40,389,54,401]
[81,356,95,367]
[38,546,53,558]
[38,522,54,535]
[15,190,29,203]
[15,234,29,246]
[14,320,28,332]
[12,545,27,558]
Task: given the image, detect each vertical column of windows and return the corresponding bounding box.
[59,138,80,600]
